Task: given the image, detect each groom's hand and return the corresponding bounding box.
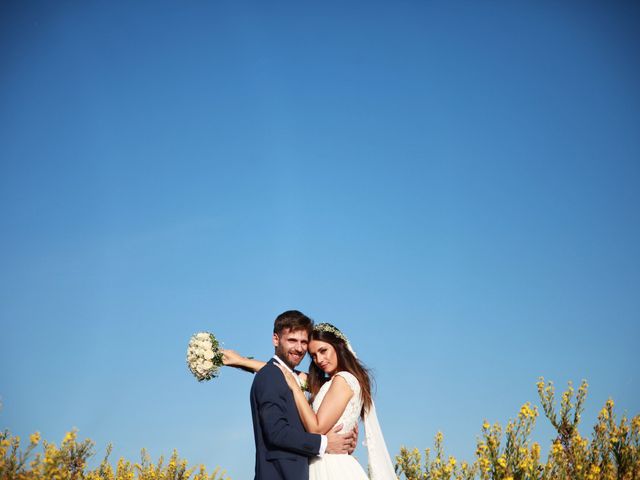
[347,423,359,455]
[325,424,357,454]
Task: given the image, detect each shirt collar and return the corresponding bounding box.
[273,355,303,388]
[272,355,294,374]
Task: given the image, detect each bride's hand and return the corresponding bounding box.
[275,364,300,392]
[221,350,266,373]
[221,349,243,367]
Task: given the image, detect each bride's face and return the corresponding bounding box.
[309,340,338,376]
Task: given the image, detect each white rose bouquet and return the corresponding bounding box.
[186,332,225,381]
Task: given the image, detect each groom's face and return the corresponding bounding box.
[273,328,309,370]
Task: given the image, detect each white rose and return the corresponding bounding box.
[196,333,209,340]
[203,351,214,360]
[203,361,213,370]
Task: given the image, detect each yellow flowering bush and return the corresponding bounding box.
[396,379,640,480]
[0,428,230,480]
[396,431,477,480]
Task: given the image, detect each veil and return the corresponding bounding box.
[363,399,397,479]
[347,344,396,479]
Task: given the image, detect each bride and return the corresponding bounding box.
[224,322,397,480]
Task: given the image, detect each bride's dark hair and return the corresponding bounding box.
[307,326,373,419]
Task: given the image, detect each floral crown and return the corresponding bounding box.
[313,323,356,357]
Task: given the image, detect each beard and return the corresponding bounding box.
[275,344,305,370]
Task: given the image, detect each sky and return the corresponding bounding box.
[1,1,639,478]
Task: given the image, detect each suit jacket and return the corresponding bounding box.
[250,358,322,480]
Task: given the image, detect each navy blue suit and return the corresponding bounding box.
[250,358,322,480]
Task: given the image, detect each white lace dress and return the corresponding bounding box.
[309,371,369,480]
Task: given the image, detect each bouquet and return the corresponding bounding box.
[186,332,225,381]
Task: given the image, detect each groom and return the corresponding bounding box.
[250,310,356,480]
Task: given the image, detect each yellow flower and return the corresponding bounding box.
[63,430,77,444]
[519,403,534,419]
[29,432,41,445]
[531,442,541,460]
[498,456,507,468]
[521,457,533,470]
[552,442,563,456]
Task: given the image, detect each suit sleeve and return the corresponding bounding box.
[255,367,322,457]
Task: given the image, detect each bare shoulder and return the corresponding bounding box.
[333,371,360,393]
[328,374,354,396]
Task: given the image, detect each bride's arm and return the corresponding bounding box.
[276,365,353,434]
[222,349,266,373]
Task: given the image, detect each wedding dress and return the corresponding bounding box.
[309,371,397,480]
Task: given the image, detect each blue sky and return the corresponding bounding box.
[1,1,639,478]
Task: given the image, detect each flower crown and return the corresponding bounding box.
[313,323,356,357]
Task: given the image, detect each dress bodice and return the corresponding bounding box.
[312,371,362,432]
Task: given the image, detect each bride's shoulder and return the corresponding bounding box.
[334,371,361,392]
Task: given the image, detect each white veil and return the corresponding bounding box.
[363,399,397,479]
[347,343,397,479]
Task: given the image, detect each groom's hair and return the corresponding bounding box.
[273,310,313,335]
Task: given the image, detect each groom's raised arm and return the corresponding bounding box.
[255,367,322,457]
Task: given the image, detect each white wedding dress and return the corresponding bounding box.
[309,371,396,480]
